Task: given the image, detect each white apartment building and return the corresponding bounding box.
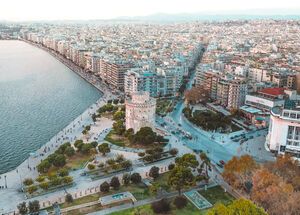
[266,106,300,160]
[125,92,156,133]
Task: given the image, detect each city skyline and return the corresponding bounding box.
[1,0,300,21]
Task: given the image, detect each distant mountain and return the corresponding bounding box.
[115,9,300,23]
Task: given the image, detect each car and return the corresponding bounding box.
[216,163,223,168]
[219,160,226,165]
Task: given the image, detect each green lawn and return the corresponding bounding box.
[110,199,200,215]
[61,193,100,209]
[153,172,172,191]
[109,185,235,215]
[199,185,235,206]
[104,130,126,147]
[65,153,95,170]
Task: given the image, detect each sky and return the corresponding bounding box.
[1,0,300,21]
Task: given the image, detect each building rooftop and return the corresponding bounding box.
[259,87,286,97]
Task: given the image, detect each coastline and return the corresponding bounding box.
[0,40,115,184]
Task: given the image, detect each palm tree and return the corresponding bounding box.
[199,152,211,181]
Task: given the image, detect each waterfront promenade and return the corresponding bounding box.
[0,41,118,213]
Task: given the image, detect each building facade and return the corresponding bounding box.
[125,92,156,133]
[266,106,300,160]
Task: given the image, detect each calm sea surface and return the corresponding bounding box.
[0,40,101,174]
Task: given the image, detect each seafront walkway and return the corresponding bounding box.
[0,40,119,213]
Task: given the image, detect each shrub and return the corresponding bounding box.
[173,196,188,209]
[138,152,145,157]
[27,185,38,194]
[65,193,73,203]
[52,154,66,167]
[50,177,62,186]
[122,173,131,186]
[91,141,98,148]
[58,168,69,177]
[149,166,160,180]
[39,182,49,190]
[65,146,75,157]
[130,173,142,184]
[35,176,46,183]
[168,163,175,170]
[98,162,105,168]
[17,202,28,215]
[28,200,40,214]
[169,148,179,156]
[23,178,34,186]
[151,198,170,214]
[62,176,73,184]
[115,154,125,163]
[100,181,110,193]
[121,160,132,169]
[110,177,120,190]
[106,158,116,166]
[88,164,96,170]
[74,140,84,149]
[37,159,51,173]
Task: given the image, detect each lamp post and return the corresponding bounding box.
[4,175,7,188]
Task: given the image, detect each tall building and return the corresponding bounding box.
[125,92,156,133]
[99,58,133,90]
[217,79,248,109]
[266,106,300,160]
[124,68,157,97]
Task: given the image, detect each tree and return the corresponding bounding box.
[168,163,175,170]
[132,127,157,145]
[169,148,178,156]
[207,199,267,215]
[110,177,120,190]
[124,128,134,138]
[52,154,66,167]
[113,111,125,121]
[173,196,188,209]
[265,154,300,190]
[37,159,51,173]
[122,173,131,186]
[17,202,28,215]
[100,181,110,193]
[149,166,160,180]
[175,153,199,169]
[65,146,75,157]
[27,185,38,194]
[199,152,211,180]
[58,168,69,177]
[168,165,195,195]
[80,143,93,154]
[28,200,40,215]
[74,140,84,150]
[65,193,73,203]
[91,141,98,148]
[184,86,209,105]
[98,143,110,156]
[151,198,171,214]
[39,182,49,190]
[88,164,96,170]
[23,178,34,186]
[138,152,145,157]
[121,160,132,169]
[113,120,126,135]
[130,173,142,184]
[62,176,73,184]
[251,168,294,215]
[222,155,257,190]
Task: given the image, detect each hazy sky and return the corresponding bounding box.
[1,0,300,21]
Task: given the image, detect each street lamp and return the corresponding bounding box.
[4,175,7,188]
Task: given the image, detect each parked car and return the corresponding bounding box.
[219,160,226,165]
